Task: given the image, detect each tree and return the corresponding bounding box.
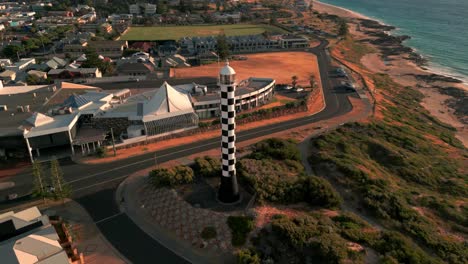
[50,158,71,201]
[32,162,47,200]
[157,0,168,14]
[216,33,230,60]
[2,45,23,60]
[309,74,317,89]
[338,19,349,36]
[292,75,298,88]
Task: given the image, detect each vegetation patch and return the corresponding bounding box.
[227,216,255,247]
[200,226,217,240]
[192,156,221,178]
[308,74,467,263]
[121,24,286,41]
[148,165,194,187]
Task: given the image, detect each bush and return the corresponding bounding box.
[250,138,301,161]
[227,216,255,247]
[193,156,221,178]
[95,147,108,158]
[200,226,217,240]
[303,176,342,208]
[237,249,261,264]
[148,165,194,187]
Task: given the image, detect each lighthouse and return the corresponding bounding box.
[217,61,240,203]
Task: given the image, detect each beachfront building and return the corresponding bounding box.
[179,34,309,56]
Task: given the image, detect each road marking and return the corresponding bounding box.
[95,212,124,224]
[74,174,130,192]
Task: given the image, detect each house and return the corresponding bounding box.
[144,4,157,15]
[278,35,309,49]
[27,70,48,80]
[47,11,74,17]
[100,23,113,34]
[0,59,12,67]
[45,57,68,70]
[130,42,153,53]
[0,206,83,264]
[0,70,16,82]
[6,58,36,72]
[116,62,154,76]
[63,40,128,58]
[129,4,140,15]
[48,68,102,80]
[157,43,178,57]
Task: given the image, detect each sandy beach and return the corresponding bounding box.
[315,1,467,147]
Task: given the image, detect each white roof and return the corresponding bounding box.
[0,225,68,264]
[142,82,194,122]
[24,113,79,138]
[25,112,54,127]
[0,206,45,232]
[220,61,235,75]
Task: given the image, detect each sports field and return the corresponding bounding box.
[120,24,287,41]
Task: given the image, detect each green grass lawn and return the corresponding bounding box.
[120,24,287,41]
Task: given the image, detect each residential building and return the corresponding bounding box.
[47,11,74,17]
[63,40,128,58]
[6,58,36,72]
[129,4,140,15]
[277,34,309,48]
[144,4,157,15]
[0,70,16,82]
[0,206,83,264]
[27,70,48,80]
[116,62,154,76]
[48,68,102,80]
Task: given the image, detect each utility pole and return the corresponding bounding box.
[110,127,116,156]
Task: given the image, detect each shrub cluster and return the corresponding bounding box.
[148,165,194,187]
[200,226,217,240]
[227,216,255,247]
[193,156,221,178]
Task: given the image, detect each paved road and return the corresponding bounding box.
[0,40,363,263]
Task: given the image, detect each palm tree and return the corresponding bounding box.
[309,74,317,90]
[292,75,298,88]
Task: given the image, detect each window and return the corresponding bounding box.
[221,105,227,111]
[222,118,228,124]
[228,136,235,142]
[228,111,234,118]
[222,154,228,160]
[222,130,228,136]
[228,124,234,130]
[221,92,227,99]
[228,98,234,105]
[222,142,228,148]
[228,160,235,165]
[227,86,234,92]
[223,165,228,171]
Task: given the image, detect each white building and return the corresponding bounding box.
[129,4,140,15]
[144,3,157,15]
[0,207,78,264]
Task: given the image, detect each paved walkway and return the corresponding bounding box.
[118,172,235,264]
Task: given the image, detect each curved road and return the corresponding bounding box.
[1,40,363,263]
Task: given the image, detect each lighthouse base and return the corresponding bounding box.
[217,176,240,204]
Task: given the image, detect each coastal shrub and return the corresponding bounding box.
[303,176,342,208]
[95,147,107,158]
[193,156,221,178]
[148,165,194,187]
[227,216,255,247]
[237,249,261,264]
[249,138,301,161]
[200,226,217,240]
[263,214,363,263]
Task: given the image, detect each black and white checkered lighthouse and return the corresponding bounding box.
[217,61,240,203]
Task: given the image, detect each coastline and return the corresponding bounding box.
[315,1,468,85]
[314,0,467,147]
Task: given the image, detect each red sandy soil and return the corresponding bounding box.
[175,51,321,88]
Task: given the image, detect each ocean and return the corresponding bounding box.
[319,0,468,83]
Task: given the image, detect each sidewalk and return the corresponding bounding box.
[117,172,235,264]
